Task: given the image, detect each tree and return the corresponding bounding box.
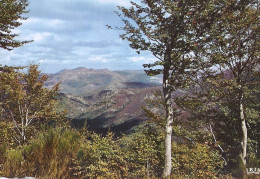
[143,91,225,178]
[0,0,31,50]
[0,64,64,145]
[178,73,259,176]
[177,0,259,176]
[114,0,208,176]
[200,0,259,174]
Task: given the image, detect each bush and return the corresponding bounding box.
[76,132,129,178]
[120,125,165,178]
[171,143,224,178]
[2,128,81,178]
[1,125,224,178]
[0,143,7,175]
[2,149,23,177]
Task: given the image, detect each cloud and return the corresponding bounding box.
[20,18,93,35]
[26,32,54,42]
[93,0,131,6]
[75,40,121,48]
[29,0,120,21]
[88,51,128,64]
[1,0,151,73]
[89,55,109,63]
[129,56,156,64]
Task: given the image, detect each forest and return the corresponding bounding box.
[0,0,259,178]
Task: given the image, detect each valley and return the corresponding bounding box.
[46,67,162,134]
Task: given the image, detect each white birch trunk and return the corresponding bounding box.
[239,92,247,166]
[163,65,174,177]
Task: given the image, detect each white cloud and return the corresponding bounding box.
[38,59,48,63]
[129,56,156,64]
[21,17,39,25]
[26,32,53,42]
[89,54,111,63]
[47,19,64,27]
[22,17,66,32]
[62,60,76,64]
[93,0,131,6]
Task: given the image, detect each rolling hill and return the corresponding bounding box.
[46,67,162,133]
[45,67,162,96]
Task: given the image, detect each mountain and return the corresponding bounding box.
[58,86,160,134]
[46,67,162,134]
[45,67,162,96]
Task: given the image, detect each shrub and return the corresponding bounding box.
[76,132,129,178]
[2,128,81,178]
[171,142,224,178]
[1,125,224,178]
[120,125,165,178]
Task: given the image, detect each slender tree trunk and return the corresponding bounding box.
[239,92,247,167]
[163,65,174,178]
[21,118,24,143]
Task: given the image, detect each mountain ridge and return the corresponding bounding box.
[45,67,162,96]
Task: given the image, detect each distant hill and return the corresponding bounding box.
[45,67,162,96]
[58,86,160,134]
[46,67,162,134]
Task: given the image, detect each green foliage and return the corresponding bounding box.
[76,125,164,178]
[247,152,260,169]
[0,0,32,50]
[115,0,202,78]
[0,123,226,178]
[3,149,23,177]
[2,128,81,178]
[0,64,65,145]
[177,74,260,175]
[174,1,260,177]
[142,89,225,177]
[128,125,224,178]
[0,142,7,176]
[121,125,165,178]
[113,1,223,176]
[76,131,129,178]
[172,143,224,178]
[0,121,16,148]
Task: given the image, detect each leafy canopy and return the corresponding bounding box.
[0,64,64,145]
[0,0,31,50]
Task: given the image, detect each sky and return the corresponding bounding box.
[0,0,155,73]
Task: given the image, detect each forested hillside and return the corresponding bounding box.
[45,67,162,134]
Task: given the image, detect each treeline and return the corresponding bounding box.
[0,120,223,178]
